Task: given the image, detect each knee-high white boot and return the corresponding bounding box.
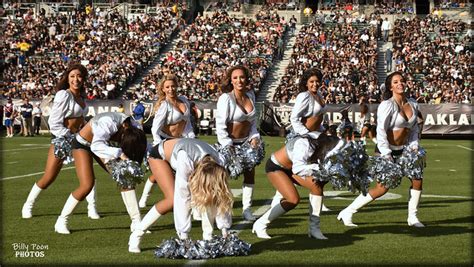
[85,183,100,219]
[270,190,283,208]
[54,194,80,234]
[308,194,328,239]
[138,179,154,208]
[22,183,43,218]
[129,206,162,253]
[242,184,256,221]
[407,189,425,227]
[121,190,142,232]
[252,203,287,239]
[337,193,374,227]
[201,208,216,241]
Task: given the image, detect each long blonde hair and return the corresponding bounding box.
[153,74,179,113]
[188,156,233,216]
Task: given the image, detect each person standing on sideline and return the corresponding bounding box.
[4,98,15,137]
[20,98,33,136]
[132,100,145,130]
[32,102,42,135]
[21,63,100,220]
[386,47,393,72]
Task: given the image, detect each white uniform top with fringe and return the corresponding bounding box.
[376,97,419,156]
[89,112,128,161]
[216,90,260,146]
[290,91,327,135]
[48,89,87,137]
[151,95,195,145]
[169,138,232,236]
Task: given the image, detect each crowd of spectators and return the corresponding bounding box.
[127,10,286,101]
[391,15,472,104]
[434,0,471,9]
[1,3,180,100]
[206,1,241,12]
[373,1,414,15]
[273,18,380,104]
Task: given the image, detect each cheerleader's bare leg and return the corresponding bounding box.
[55,149,95,234]
[23,145,62,218]
[129,158,174,253]
[252,171,296,239]
[337,182,388,227]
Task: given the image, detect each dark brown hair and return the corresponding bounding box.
[220,65,250,93]
[383,71,405,100]
[55,63,88,93]
[120,118,147,164]
[299,68,323,93]
[306,134,341,163]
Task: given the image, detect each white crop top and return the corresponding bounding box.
[151,95,195,145]
[48,89,88,137]
[376,98,420,156]
[290,91,327,135]
[216,90,260,146]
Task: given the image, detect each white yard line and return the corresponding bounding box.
[422,194,471,199]
[0,163,100,181]
[0,146,50,152]
[456,145,473,151]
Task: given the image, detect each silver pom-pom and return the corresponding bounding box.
[398,146,427,180]
[214,145,244,179]
[312,141,371,194]
[51,134,74,164]
[154,233,251,259]
[106,159,144,189]
[368,156,403,189]
[238,140,265,171]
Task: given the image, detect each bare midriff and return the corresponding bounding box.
[227,121,251,140]
[78,122,93,143]
[161,121,187,138]
[386,128,411,146]
[303,115,323,132]
[64,117,84,134]
[163,138,179,162]
[273,147,293,170]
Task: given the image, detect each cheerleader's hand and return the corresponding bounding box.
[383,154,394,162]
[177,232,189,240]
[221,228,229,238]
[408,144,419,153]
[119,152,128,161]
[250,138,259,148]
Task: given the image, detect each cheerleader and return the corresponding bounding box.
[252,132,341,239]
[216,65,261,221]
[138,74,195,208]
[22,63,99,220]
[337,71,425,227]
[285,68,331,211]
[129,138,233,253]
[54,112,148,234]
[357,99,377,145]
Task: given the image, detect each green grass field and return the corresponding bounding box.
[1,136,472,265]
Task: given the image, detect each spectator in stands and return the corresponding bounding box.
[216,65,262,221]
[138,74,196,208]
[381,17,391,42]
